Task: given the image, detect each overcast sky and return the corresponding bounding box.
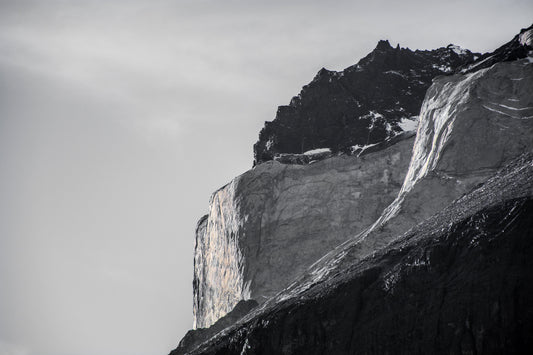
[1,1,532,355]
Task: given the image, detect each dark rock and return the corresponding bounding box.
[458,23,533,74]
[171,299,258,355]
[253,41,478,165]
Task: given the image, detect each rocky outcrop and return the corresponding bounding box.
[193,135,414,329]
[175,300,258,355]
[373,53,533,243]
[459,24,533,74]
[253,41,478,164]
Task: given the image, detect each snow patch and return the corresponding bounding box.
[303,148,331,155]
[519,28,533,46]
[384,70,407,78]
[350,143,379,157]
[398,116,419,132]
[362,111,384,130]
[432,64,452,73]
[448,44,469,56]
[461,55,493,73]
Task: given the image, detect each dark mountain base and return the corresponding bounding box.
[190,198,533,355]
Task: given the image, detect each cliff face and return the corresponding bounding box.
[193,180,246,329]
[193,135,414,329]
[374,54,533,240]
[173,25,533,355]
[248,53,533,308]
[186,156,533,354]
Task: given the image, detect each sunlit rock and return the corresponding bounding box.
[193,135,414,329]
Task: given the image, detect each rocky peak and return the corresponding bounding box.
[253,40,478,165]
[375,39,393,50]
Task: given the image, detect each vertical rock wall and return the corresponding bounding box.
[193,180,247,329]
[377,57,533,235]
[193,137,414,328]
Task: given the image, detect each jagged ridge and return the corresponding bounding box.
[253,40,478,164]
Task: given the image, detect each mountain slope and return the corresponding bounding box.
[185,155,533,354]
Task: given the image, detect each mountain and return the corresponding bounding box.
[253,41,478,165]
[171,24,533,354]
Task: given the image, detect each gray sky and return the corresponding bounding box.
[1,1,531,354]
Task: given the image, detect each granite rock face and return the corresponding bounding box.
[253,41,478,164]
[193,135,414,329]
[253,52,533,308]
[172,26,533,355]
[183,155,533,354]
[374,54,533,242]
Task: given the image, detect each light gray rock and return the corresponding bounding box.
[377,56,533,238]
[260,56,533,305]
[193,136,414,328]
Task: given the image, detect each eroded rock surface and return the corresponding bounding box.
[193,136,414,329]
[185,156,533,354]
[375,54,533,242]
[257,54,533,307]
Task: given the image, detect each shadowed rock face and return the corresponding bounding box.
[253,41,478,165]
[177,151,533,355]
[458,24,533,74]
[193,136,414,329]
[187,193,533,355]
[173,300,258,355]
